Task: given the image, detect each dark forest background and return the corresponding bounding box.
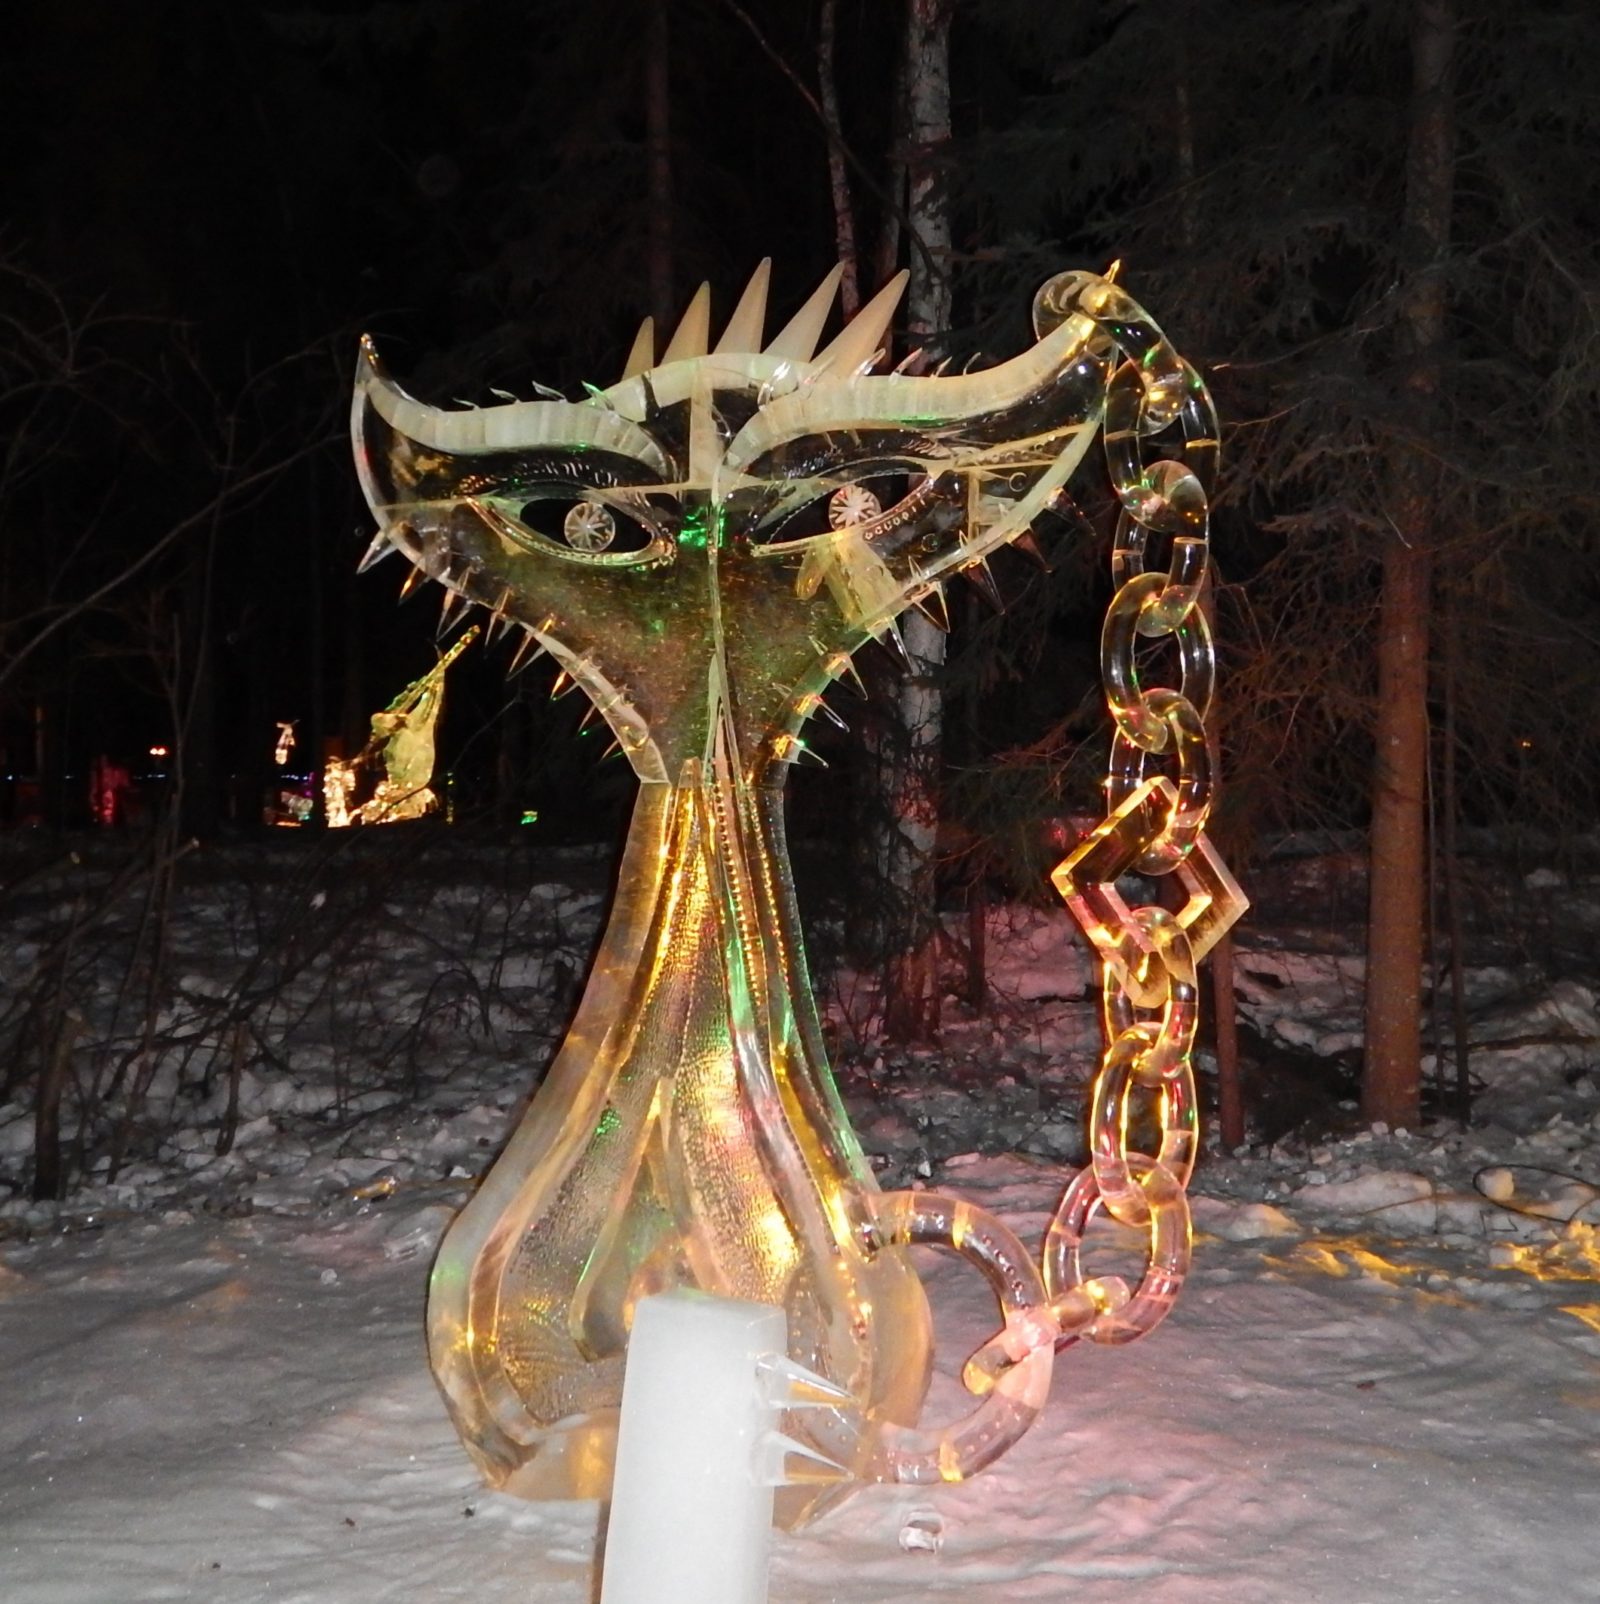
[4,0,1600,1129]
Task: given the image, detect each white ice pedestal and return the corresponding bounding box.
[598,1289,788,1604]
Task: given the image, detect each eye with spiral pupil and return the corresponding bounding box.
[828,484,882,529]
[563,500,616,552]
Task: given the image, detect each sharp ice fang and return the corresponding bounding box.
[357,531,395,574]
[752,1431,851,1489]
[755,1353,856,1409]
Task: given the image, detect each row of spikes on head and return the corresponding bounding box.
[613,259,913,385]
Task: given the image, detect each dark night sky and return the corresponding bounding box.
[9,0,1600,840]
[2,0,897,821]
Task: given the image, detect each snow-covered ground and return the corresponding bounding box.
[3,829,1599,1602]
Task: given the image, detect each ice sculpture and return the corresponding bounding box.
[325,626,477,827]
[352,261,1245,1522]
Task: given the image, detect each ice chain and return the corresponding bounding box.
[850,271,1250,1482]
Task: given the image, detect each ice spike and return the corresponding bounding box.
[436,589,470,639]
[814,269,908,378]
[356,531,394,574]
[755,1353,857,1410]
[508,629,546,676]
[1012,529,1050,570]
[619,316,655,381]
[752,1431,851,1489]
[661,282,712,364]
[765,264,843,364]
[809,696,848,732]
[963,558,1006,612]
[713,258,771,355]
[820,646,867,696]
[911,582,950,632]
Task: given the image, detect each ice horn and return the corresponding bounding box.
[764,263,844,363]
[814,269,908,377]
[713,259,771,355]
[724,275,1112,476]
[661,283,712,364]
[620,316,655,381]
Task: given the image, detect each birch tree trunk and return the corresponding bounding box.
[817,0,860,318]
[1363,0,1457,1129]
[880,0,953,1041]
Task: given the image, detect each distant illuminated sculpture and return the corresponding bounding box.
[88,755,132,827]
[353,261,1245,1519]
[325,626,477,827]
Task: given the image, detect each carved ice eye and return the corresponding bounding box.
[563,499,617,552]
[828,484,882,530]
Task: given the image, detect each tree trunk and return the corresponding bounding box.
[874,38,910,292]
[879,0,953,1042]
[177,535,220,839]
[1362,0,1456,1130]
[817,0,860,317]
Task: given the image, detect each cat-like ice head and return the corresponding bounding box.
[352,263,1140,778]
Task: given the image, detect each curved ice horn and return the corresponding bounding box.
[764,264,844,363]
[662,282,713,364]
[723,273,1109,473]
[812,270,908,378]
[353,335,671,479]
[713,259,771,355]
[620,316,655,381]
